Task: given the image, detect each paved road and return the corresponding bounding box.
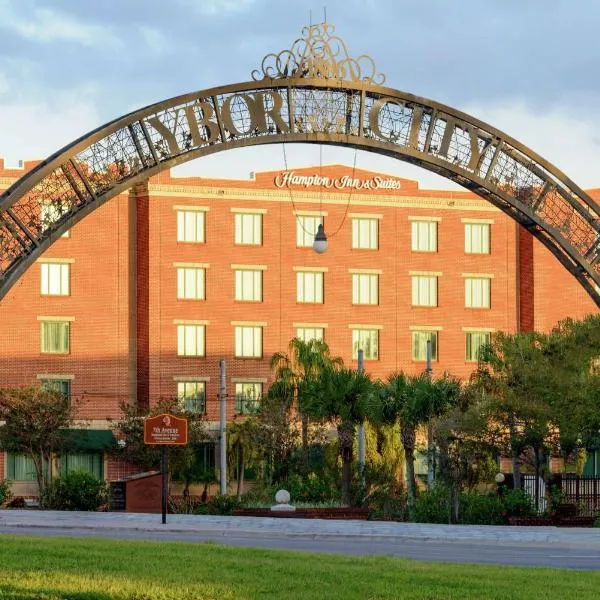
[2,510,599,570]
[2,524,600,569]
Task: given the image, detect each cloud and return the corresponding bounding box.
[0,91,101,164]
[461,100,600,190]
[0,2,123,49]
[138,26,172,56]
[176,0,256,16]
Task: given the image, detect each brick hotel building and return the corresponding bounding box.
[0,160,599,494]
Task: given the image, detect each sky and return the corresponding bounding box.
[0,0,599,189]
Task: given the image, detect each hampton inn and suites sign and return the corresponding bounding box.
[274,171,403,190]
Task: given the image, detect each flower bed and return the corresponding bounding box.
[233,507,369,520]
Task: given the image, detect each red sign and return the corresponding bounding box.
[144,413,188,445]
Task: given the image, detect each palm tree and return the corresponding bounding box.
[270,338,342,473]
[306,365,374,504]
[378,372,460,521]
[227,418,262,498]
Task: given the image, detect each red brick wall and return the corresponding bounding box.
[132,182,150,411]
[518,225,535,332]
[0,161,597,434]
[0,176,132,421]
[147,164,518,420]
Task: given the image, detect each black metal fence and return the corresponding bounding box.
[549,474,600,517]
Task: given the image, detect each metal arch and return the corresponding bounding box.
[1,78,600,306]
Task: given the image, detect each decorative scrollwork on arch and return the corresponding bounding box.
[252,22,385,85]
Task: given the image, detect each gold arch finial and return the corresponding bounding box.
[251,22,385,85]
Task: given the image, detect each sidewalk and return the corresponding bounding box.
[1,509,599,547]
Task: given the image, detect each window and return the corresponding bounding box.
[177,267,205,300]
[177,381,206,413]
[352,329,379,360]
[177,324,205,357]
[40,321,70,354]
[411,275,438,307]
[40,378,71,402]
[296,327,324,342]
[411,220,437,252]
[40,202,70,238]
[235,382,262,414]
[235,270,262,302]
[352,218,378,249]
[235,326,262,358]
[60,453,103,479]
[465,277,491,308]
[352,273,379,305]
[296,271,323,303]
[7,453,39,481]
[411,331,438,361]
[41,263,70,296]
[235,213,262,245]
[296,215,322,248]
[465,223,490,254]
[177,210,205,243]
[465,331,491,362]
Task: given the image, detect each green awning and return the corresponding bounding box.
[59,429,117,452]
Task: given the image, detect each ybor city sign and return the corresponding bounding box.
[274,171,403,190]
[2,22,600,307]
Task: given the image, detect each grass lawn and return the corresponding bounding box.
[0,535,598,599]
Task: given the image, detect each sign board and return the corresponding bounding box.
[144,413,188,445]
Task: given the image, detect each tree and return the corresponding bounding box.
[377,373,460,522]
[227,418,262,497]
[305,365,374,504]
[0,385,76,506]
[477,331,561,493]
[270,338,342,474]
[111,397,209,484]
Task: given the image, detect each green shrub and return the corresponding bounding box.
[415,487,531,525]
[459,491,505,525]
[501,488,536,518]
[415,486,450,523]
[45,471,109,511]
[0,479,12,507]
[204,494,241,515]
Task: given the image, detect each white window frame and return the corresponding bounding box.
[177,324,206,357]
[352,329,379,360]
[235,213,262,246]
[411,221,437,252]
[352,218,378,250]
[296,215,323,248]
[177,210,205,243]
[177,381,206,413]
[296,327,325,342]
[40,263,70,296]
[465,223,491,254]
[411,331,438,361]
[465,331,491,362]
[235,326,262,358]
[177,267,205,300]
[296,271,324,303]
[352,273,379,305]
[40,321,70,354]
[235,269,262,302]
[235,382,262,414]
[465,277,491,309]
[411,275,438,307]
